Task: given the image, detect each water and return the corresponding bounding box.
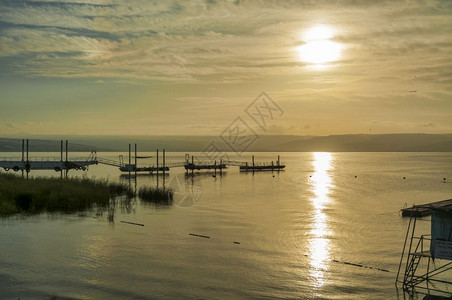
[1,152,451,299]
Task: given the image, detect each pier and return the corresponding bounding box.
[239,155,285,172]
[0,139,97,176]
[0,140,286,175]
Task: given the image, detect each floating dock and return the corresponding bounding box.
[0,139,97,174]
[183,154,227,172]
[0,140,287,176]
[239,155,285,172]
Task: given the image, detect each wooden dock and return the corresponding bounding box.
[401,198,452,217]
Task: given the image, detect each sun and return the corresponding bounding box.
[298,25,342,65]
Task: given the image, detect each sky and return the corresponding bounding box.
[0,0,451,136]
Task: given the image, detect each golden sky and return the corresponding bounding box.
[1,0,451,136]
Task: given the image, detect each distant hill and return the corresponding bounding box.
[273,134,452,152]
[0,134,451,152]
[0,138,110,152]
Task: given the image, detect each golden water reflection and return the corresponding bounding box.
[309,152,333,287]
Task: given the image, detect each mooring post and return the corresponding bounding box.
[192,155,194,175]
[20,140,24,177]
[21,139,24,162]
[163,149,166,175]
[277,155,280,166]
[26,139,30,175]
[135,143,137,177]
[60,140,63,178]
[128,144,131,177]
[65,140,69,178]
[252,155,255,168]
[156,149,159,175]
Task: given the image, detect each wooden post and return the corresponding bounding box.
[21,139,24,162]
[277,155,280,166]
[20,139,23,177]
[128,143,131,177]
[65,140,68,178]
[26,139,30,175]
[156,149,159,175]
[135,143,137,177]
[163,149,166,174]
[60,140,63,178]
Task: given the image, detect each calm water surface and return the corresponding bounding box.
[1,152,451,299]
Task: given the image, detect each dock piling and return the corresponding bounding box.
[156,149,159,175]
[135,144,137,178]
[26,139,29,162]
[163,149,166,175]
[128,144,131,177]
[60,140,63,178]
[65,140,68,178]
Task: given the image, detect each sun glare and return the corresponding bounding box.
[298,25,342,66]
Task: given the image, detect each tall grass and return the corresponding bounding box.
[0,173,133,215]
[138,186,173,205]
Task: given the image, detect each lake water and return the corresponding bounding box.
[1,152,451,299]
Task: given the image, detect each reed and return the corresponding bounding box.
[138,186,173,205]
[0,173,132,215]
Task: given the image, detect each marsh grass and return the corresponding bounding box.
[138,186,173,205]
[0,173,133,215]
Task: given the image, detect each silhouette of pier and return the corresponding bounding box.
[0,139,97,177]
[0,140,286,175]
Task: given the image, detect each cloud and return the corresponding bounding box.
[0,0,450,86]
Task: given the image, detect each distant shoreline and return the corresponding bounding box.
[1,133,451,152]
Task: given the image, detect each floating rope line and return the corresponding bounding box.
[120,221,144,226]
[332,259,390,272]
[189,233,210,239]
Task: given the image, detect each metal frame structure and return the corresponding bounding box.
[396,205,452,297]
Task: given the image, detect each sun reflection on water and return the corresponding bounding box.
[309,152,333,287]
